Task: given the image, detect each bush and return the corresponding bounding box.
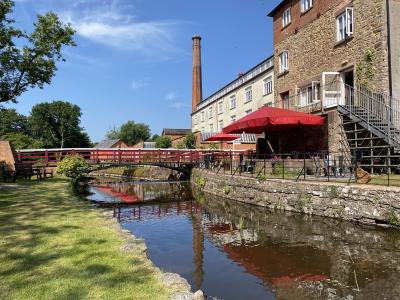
[57,155,91,183]
[155,136,172,148]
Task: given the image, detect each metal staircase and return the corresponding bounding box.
[338,84,400,172]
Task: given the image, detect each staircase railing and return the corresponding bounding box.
[343,84,400,146]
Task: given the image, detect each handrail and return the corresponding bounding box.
[342,84,400,146]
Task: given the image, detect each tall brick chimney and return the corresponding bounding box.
[192,35,202,113]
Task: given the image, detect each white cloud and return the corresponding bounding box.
[59,0,181,57]
[130,79,147,90]
[165,91,189,110]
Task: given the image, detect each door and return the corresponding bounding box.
[322,72,344,108]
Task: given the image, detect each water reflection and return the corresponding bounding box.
[90,181,400,300]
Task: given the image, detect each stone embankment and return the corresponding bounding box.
[103,210,204,300]
[191,168,400,227]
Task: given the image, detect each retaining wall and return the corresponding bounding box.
[191,168,400,227]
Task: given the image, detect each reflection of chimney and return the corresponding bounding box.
[192,35,202,113]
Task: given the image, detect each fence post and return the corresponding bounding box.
[303,152,306,180]
[45,150,49,166]
[387,149,390,187]
[263,154,266,176]
[230,150,233,175]
[327,150,330,182]
[282,158,285,180]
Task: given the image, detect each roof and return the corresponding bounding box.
[95,139,121,148]
[162,129,191,136]
[194,55,274,113]
[267,0,290,17]
[200,132,257,144]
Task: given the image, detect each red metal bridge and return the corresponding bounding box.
[16,148,242,175]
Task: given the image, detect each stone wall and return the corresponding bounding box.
[191,168,400,227]
[273,0,390,100]
[0,141,16,170]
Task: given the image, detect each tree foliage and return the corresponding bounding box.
[183,132,196,149]
[29,101,91,148]
[57,155,91,183]
[0,0,75,104]
[155,136,172,149]
[106,121,151,146]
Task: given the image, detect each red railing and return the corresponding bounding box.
[16,148,248,166]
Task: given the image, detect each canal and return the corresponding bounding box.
[88,180,400,299]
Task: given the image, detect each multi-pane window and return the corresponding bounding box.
[245,109,252,115]
[279,51,289,73]
[208,106,213,119]
[218,101,223,114]
[301,0,313,12]
[218,120,224,131]
[245,86,253,103]
[201,111,205,122]
[230,95,237,109]
[337,8,353,42]
[282,7,291,27]
[230,115,236,123]
[263,76,273,95]
[209,124,214,133]
[201,127,205,133]
[298,82,320,106]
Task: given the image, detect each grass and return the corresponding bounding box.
[0,177,170,300]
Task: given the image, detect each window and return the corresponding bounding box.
[279,51,289,73]
[245,86,253,103]
[265,102,273,107]
[301,0,313,13]
[201,127,205,133]
[263,76,273,95]
[282,7,291,27]
[245,109,252,115]
[193,115,198,125]
[336,8,353,42]
[230,95,237,109]
[298,82,320,106]
[230,115,236,123]
[218,120,224,131]
[208,106,213,119]
[209,124,214,133]
[218,101,224,114]
[201,111,204,122]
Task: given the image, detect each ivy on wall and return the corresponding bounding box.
[356,49,375,86]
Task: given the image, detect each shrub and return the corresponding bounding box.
[57,155,91,183]
[257,174,267,182]
[223,186,231,195]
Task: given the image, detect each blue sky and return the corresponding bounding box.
[9,0,281,142]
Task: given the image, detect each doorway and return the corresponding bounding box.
[280,91,289,109]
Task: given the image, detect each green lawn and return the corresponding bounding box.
[0,177,170,300]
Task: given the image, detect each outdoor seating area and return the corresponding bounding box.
[0,161,54,183]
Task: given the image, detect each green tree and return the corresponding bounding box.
[0,0,75,104]
[0,108,28,136]
[118,121,150,146]
[2,132,44,149]
[29,100,91,148]
[183,132,196,149]
[155,136,172,149]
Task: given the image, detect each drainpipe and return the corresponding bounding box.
[386,0,393,102]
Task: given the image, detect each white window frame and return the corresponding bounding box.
[282,7,291,28]
[218,120,224,131]
[218,101,224,114]
[201,111,204,122]
[208,106,213,119]
[230,95,237,109]
[336,7,353,42]
[301,0,313,13]
[263,76,273,95]
[279,51,289,73]
[245,109,252,115]
[245,86,253,103]
[209,124,214,133]
[230,115,236,123]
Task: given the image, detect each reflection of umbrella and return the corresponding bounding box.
[205,132,239,150]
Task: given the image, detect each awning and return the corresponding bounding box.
[204,132,239,142]
[223,106,325,134]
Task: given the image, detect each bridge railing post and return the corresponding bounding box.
[45,150,49,166]
[118,149,122,164]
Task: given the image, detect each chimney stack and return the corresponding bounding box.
[192,35,202,113]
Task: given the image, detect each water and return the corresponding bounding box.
[88,180,400,300]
